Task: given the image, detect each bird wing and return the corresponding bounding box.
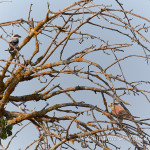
[9,38,19,46]
[111,105,124,116]
[117,110,133,120]
[111,104,139,123]
[111,105,132,119]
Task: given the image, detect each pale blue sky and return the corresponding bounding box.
[0,0,150,149]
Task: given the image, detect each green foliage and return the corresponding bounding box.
[1,118,13,139]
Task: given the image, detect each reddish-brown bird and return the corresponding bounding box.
[108,103,135,123]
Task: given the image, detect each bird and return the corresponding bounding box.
[108,103,136,123]
[9,34,21,52]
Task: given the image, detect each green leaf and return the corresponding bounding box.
[7,125,13,130]
[1,130,7,139]
[6,130,12,136]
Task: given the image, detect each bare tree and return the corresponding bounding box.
[0,0,150,149]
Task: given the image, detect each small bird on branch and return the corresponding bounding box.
[108,103,138,123]
[8,34,21,53]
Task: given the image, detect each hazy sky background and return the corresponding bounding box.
[0,0,150,149]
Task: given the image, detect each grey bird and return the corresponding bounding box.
[9,34,21,52]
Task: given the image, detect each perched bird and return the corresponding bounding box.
[9,34,21,52]
[108,103,136,123]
